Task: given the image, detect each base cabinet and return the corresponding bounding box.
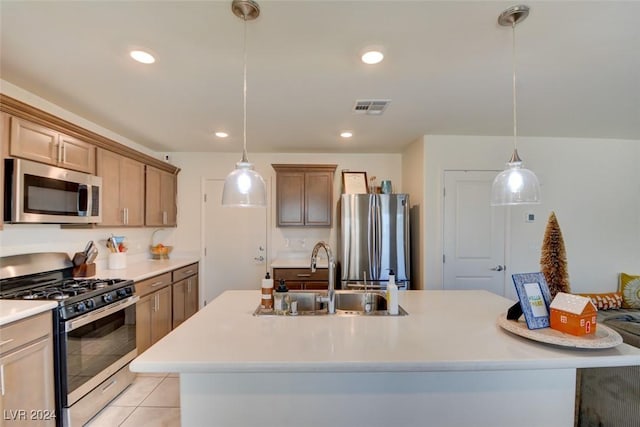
[272,267,329,290]
[135,274,173,355]
[172,263,199,328]
[136,263,200,354]
[0,311,55,427]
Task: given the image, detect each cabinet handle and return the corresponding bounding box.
[187,279,191,293]
[183,270,195,275]
[122,209,126,225]
[124,208,129,225]
[296,274,311,277]
[61,143,66,164]
[56,142,62,163]
[1,364,4,396]
[151,281,164,287]
[101,379,118,393]
[154,293,159,312]
[0,338,14,347]
[162,211,167,225]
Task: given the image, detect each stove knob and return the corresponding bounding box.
[85,299,95,309]
[117,289,127,298]
[75,302,87,313]
[102,294,113,303]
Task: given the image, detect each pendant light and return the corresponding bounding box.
[221,0,267,207]
[491,5,541,206]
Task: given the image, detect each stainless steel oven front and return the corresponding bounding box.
[57,295,138,426]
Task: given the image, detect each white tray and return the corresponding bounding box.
[497,313,623,349]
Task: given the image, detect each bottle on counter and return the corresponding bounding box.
[386,269,399,315]
[261,272,273,310]
[273,279,290,315]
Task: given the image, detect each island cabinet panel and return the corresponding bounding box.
[97,148,145,226]
[172,263,199,328]
[9,116,95,174]
[272,164,337,227]
[145,166,177,227]
[0,311,55,427]
[135,273,173,354]
[272,267,328,290]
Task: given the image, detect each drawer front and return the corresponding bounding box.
[273,268,328,282]
[0,311,51,355]
[135,272,172,298]
[173,263,198,282]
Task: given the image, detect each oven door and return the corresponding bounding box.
[61,296,138,407]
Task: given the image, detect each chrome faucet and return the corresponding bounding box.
[310,241,336,314]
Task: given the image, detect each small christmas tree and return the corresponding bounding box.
[540,211,570,298]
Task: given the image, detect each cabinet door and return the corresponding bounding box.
[9,117,58,166]
[276,172,305,226]
[185,275,199,319]
[136,294,153,354]
[151,286,172,345]
[172,280,186,329]
[146,166,177,227]
[305,171,332,226]
[59,133,95,174]
[0,339,56,426]
[120,157,145,226]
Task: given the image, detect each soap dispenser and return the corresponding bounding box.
[273,279,290,315]
[261,272,273,309]
[386,269,399,315]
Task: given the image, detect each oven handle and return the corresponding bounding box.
[65,295,139,332]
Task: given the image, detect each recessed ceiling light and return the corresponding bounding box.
[215,131,229,138]
[130,50,155,64]
[340,131,353,138]
[361,50,384,65]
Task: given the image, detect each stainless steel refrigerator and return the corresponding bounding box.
[339,193,410,290]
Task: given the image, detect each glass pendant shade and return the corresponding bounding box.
[491,149,540,206]
[222,159,266,207]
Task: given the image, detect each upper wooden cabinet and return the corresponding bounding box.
[145,166,177,227]
[97,148,145,226]
[9,116,95,174]
[272,164,337,227]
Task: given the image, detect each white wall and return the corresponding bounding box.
[423,135,640,294]
[169,152,403,265]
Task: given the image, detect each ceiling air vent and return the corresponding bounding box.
[352,99,391,115]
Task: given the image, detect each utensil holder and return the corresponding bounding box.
[108,253,127,270]
[72,263,96,277]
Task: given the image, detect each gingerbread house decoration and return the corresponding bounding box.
[550,292,597,336]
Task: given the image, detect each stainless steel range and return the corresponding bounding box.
[0,253,138,427]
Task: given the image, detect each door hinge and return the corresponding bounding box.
[204,194,207,203]
[204,247,207,256]
[443,254,445,263]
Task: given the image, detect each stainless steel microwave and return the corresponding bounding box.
[4,158,102,224]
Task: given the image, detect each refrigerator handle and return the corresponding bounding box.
[375,197,382,279]
[368,195,376,280]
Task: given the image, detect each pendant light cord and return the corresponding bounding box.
[241,14,249,163]
[512,22,518,153]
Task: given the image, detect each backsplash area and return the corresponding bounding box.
[0,225,177,261]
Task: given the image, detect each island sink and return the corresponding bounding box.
[254,290,408,316]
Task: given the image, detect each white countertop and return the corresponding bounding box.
[1,256,200,325]
[93,256,200,282]
[130,290,640,374]
[0,300,58,326]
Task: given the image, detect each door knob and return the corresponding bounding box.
[490,265,505,272]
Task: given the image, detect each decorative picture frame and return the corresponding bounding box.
[342,171,368,194]
[511,272,552,329]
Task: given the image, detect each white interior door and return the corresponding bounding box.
[203,179,268,304]
[443,171,507,296]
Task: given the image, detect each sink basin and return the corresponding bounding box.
[253,290,407,316]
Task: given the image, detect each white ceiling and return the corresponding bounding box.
[1,1,639,154]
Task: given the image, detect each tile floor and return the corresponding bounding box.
[86,373,180,427]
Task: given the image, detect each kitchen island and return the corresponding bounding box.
[130,290,640,427]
